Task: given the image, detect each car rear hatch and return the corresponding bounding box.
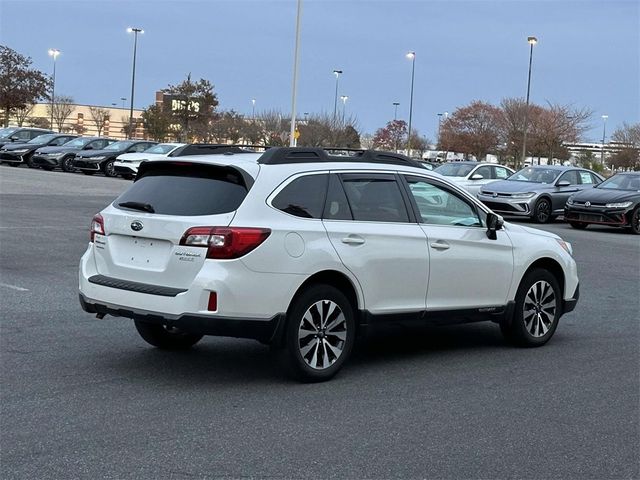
[92,161,254,290]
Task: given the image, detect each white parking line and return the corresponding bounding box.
[0,283,29,292]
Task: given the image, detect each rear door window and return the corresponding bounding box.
[340,174,410,223]
[114,163,249,216]
[323,174,352,220]
[578,171,595,184]
[473,166,492,179]
[272,174,328,219]
[559,170,579,185]
[494,166,510,179]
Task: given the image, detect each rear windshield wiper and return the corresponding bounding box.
[118,201,155,213]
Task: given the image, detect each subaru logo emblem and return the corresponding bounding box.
[130,221,143,231]
[584,201,591,208]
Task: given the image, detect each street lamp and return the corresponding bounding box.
[340,95,348,124]
[601,114,608,168]
[332,69,343,121]
[126,27,144,139]
[48,48,60,129]
[120,97,127,109]
[393,102,400,121]
[251,98,256,120]
[289,0,303,147]
[406,51,416,156]
[520,36,537,167]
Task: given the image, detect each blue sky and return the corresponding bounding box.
[1,0,638,141]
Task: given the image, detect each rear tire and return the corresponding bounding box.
[569,221,588,230]
[500,268,561,347]
[279,284,355,382]
[134,320,203,350]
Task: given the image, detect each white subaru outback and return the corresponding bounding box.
[79,147,579,382]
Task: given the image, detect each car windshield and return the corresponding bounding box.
[144,144,176,154]
[509,167,561,184]
[434,163,475,177]
[105,141,134,151]
[27,134,58,145]
[62,138,92,148]
[0,127,19,138]
[597,174,640,191]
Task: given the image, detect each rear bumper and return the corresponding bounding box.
[79,293,285,343]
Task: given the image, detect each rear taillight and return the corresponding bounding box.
[90,214,105,242]
[180,227,271,259]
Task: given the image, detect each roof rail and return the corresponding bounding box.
[257,147,425,168]
[169,144,269,157]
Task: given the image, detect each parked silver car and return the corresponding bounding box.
[477,165,604,223]
[434,161,514,195]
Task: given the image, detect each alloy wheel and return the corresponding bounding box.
[536,200,551,223]
[523,280,557,337]
[298,300,347,370]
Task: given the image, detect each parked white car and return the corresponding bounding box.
[434,161,515,195]
[113,142,186,178]
[79,148,579,382]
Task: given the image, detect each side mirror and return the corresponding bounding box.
[470,173,484,180]
[557,180,570,187]
[486,212,504,240]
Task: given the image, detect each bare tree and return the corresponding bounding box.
[533,103,592,163]
[13,103,34,126]
[88,106,110,136]
[610,122,640,170]
[46,95,74,132]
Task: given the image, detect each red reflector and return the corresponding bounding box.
[207,292,218,311]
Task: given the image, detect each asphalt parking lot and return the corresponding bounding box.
[1,166,639,479]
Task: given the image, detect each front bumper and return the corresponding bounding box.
[32,154,62,167]
[0,151,25,163]
[564,205,632,227]
[73,158,102,171]
[114,163,137,175]
[79,293,285,343]
[562,283,579,314]
[477,194,536,217]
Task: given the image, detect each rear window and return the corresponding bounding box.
[114,163,249,216]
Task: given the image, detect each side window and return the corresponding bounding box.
[323,174,352,220]
[53,137,70,146]
[590,173,602,185]
[559,170,579,185]
[91,140,106,149]
[494,166,510,179]
[579,171,594,184]
[272,174,328,219]
[17,130,32,140]
[405,176,482,227]
[340,174,410,223]
[474,166,492,179]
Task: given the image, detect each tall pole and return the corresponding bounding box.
[289,0,303,147]
[252,98,256,120]
[340,95,348,124]
[520,36,537,168]
[406,51,416,156]
[121,97,127,109]
[333,70,342,120]
[393,102,400,121]
[601,114,608,168]
[437,113,443,145]
[127,27,143,140]
[48,49,60,129]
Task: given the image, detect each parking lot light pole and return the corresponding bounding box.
[340,95,348,124]
[601,114,608,168]
[520,36,537,168]
[127,27,143,140]
[393,102,400,121]
[251,99,256,120]
[289,0,303,147]
[332,70,343,121]
[406,51,416,156]
[120,97,126,109]
[48,49,60,129]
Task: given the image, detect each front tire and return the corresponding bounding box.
[569,221,588,230]
[279,285,355,382]
[134,320,203,350]
[61,155,76,172]
[103,159,117,177]
[629,207,640,235]
[501,268,561,347]
[533,198,552,223]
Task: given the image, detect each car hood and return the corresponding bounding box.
[505,222,560,240]
[1,142,34,151]
[76,148,123,158]
[569,187,639,204]
[482,180,551,193]
[116,152,168,161]
[34,145,80,154]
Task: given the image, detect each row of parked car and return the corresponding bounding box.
[2,126,639,234]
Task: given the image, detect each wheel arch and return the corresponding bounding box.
[520,257,565,300]
[290,270,362,313]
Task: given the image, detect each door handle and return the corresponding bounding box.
[430,241,450,250]
[341,236,365,245]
